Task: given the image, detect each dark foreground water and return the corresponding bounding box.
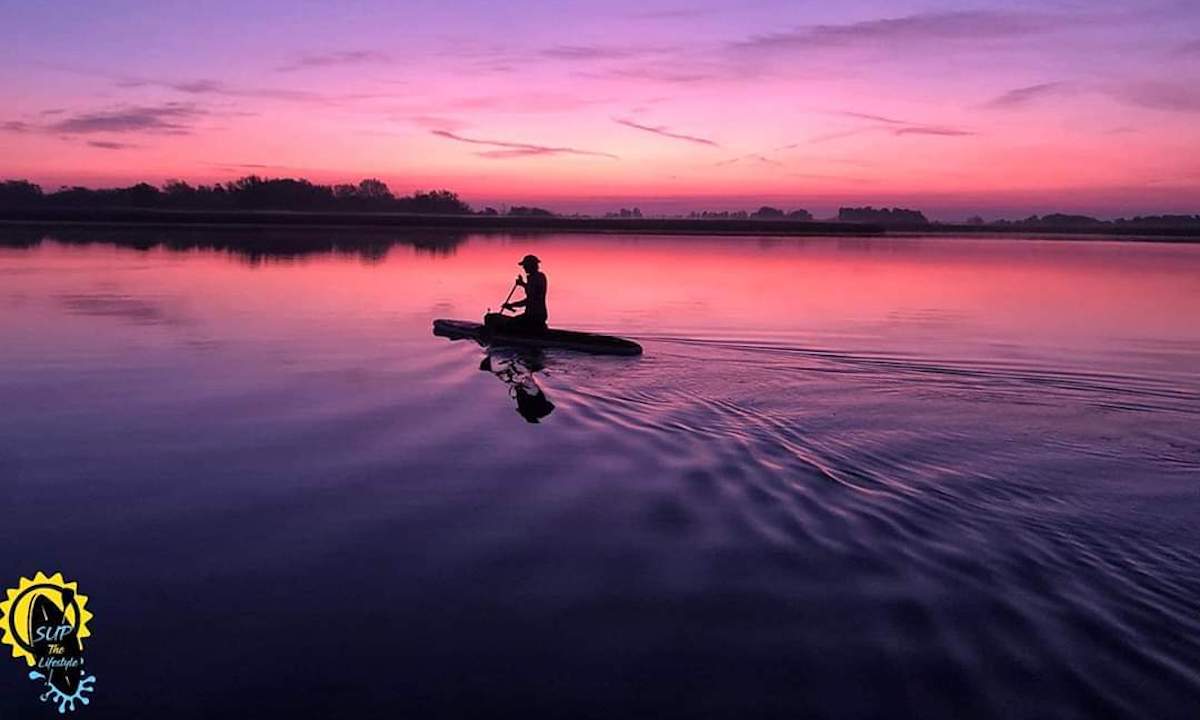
[1,229,1198,718]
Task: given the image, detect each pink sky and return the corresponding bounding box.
[1,0,1198,219]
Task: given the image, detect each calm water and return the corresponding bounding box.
[1,229,1199,718]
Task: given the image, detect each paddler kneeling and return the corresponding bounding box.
[485,254,548,334]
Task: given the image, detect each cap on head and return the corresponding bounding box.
[519,254,540,268]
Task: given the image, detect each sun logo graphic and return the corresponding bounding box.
[1,572,97,713]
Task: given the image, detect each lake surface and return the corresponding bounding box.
[1,228,1198,718]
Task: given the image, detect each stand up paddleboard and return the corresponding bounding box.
[433,319,642,356]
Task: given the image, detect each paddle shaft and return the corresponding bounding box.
[499,278,519,314]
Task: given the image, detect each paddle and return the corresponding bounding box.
[495,278,520,315]
[485,277,523,334]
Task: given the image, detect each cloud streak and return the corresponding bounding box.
[115,76,385,105]
[443,93,599,113]
[430,129,618,159]
[731,10,1067,55]
[634,7,716,20]
[893,126,974,137]
[205,161,298,173]
[86,140,137,150]
[118,77,316,102]
[614,118,719,146]
[49,103,205,135]
[578,65,721,84]
[715,153,782,168]
[835,111,907,125]
[405,115,469,131]
[984,82,1071,108]
[1117,81,1200,113]
[540,45,658,61]
[812,111,974,142]
[277,50,390,72]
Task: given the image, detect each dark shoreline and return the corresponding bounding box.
[0,207,880,236]
[1,207,1198,241]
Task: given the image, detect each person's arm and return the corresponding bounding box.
[507,277,542,311]
[505,275,528,310]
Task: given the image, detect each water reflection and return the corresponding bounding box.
[434,318,557,422]
[0,226,469,264]
[480,349,556,423]
[2,231,1199,718]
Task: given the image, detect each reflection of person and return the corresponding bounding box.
[480,350,555,423]
[486,254,547,334]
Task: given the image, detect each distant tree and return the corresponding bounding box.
[224,176,335,210]
[694,209,759,219]
[1115,215,1200,228]
[356,178,393,202]
[196,183,231,208]
[508,206,554,217]
[839,207,928,224]
[787,209,813,221]
[122,182,161,207]
[44,186,97,207]
[0,179,43,209]
[607,207,644,218]
[751,206,785,219]
[1035,213,1102,227]
[481,207,499,216]
[398,190,471,214]
[162,180,198,207]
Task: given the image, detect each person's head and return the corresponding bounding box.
[519,254,540,273]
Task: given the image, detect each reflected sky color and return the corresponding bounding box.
[1,0,1199,217]
[1,232,1199,717]
[4,234,1197,369]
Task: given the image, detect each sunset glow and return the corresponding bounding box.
[3,0,1199,218]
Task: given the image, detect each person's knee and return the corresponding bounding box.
[484,312,506,330]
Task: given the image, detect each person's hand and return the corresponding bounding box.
[515,275,526,287]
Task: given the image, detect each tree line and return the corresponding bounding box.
[3,177,1196,228]
[689,207,814,220]
[987,213,1200,229]
[0,177,473,214]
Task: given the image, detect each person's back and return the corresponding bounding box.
[523,269,548,325]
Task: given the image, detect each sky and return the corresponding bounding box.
[1,0,1198,219]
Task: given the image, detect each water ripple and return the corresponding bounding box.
[534,335,1200,716]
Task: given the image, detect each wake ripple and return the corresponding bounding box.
[639,335,1200,416]
[538,336,1200,717]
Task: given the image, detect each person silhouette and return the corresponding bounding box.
[485,254,547,334]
